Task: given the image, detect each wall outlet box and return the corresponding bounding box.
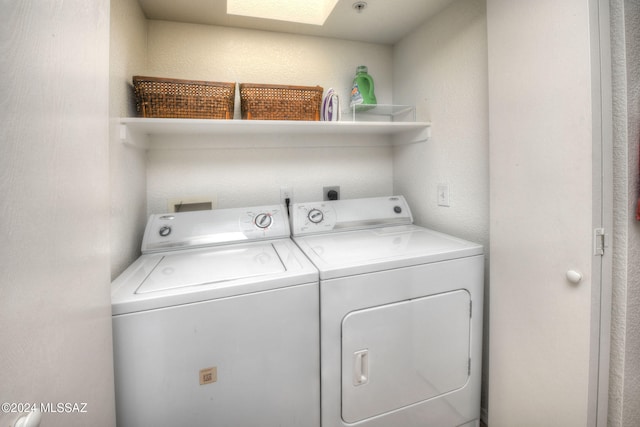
[323,186,340,201]
[168,196,217,212]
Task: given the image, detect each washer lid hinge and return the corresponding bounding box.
[594,228,606,256]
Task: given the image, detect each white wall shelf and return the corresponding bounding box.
[119,118,431,150]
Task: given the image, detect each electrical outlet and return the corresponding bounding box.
[437,184,450,207]
[280,186,293,204]
[323,186,340,201]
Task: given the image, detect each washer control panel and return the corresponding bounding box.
[142,205,288,253]
[291,196,413,236]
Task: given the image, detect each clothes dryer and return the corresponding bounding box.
[291,196,483,427]
[111,205,319,427]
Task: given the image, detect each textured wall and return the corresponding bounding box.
[621,2,640,426]
[147,143,393,213]
[391,0,488,250]
[391,0,489,416]
[609,1,640,426]
[146,20,394,118]
[1,0,115,425]
[109,0,148,278]
[609,1,627,422]
[143,21,395,215]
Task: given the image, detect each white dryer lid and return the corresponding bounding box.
[293,225,483,280]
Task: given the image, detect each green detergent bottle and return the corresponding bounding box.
[350,65,377,107]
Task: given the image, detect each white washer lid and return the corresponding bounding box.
[293,225,483,280]
[136,242,284,294]
[112,239,318,315]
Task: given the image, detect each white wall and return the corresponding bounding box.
[609,1,640,426]
[392,0,489,414]
[143,21,395,214]
[109,0,148,277]
[392,0,488,241]
[1,0,115,425]
[146,20,393,117]
[147,143,393,213]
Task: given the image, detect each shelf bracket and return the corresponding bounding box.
[119,123,149,149]
[393,124,431,145]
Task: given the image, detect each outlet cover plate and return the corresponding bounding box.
[437,184,450,207]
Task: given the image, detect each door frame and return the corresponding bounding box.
[588,0,613,425]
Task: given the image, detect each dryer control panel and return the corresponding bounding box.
[291,196,413,236]
[142,205,289,253]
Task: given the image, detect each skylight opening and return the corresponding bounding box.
[227,0,339,26]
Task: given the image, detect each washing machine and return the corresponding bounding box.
[290,196,484,427]
[111,205,320,427]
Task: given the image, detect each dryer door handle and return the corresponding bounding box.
[353,349,369,386]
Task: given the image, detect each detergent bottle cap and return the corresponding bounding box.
[356,65,368,74]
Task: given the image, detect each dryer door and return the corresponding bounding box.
[341,290,471,423]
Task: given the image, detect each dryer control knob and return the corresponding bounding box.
[159,226,172,237]
[254,213,273,229]
[308,208,324,224]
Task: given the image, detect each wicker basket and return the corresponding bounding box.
[133,76,235,119]
[239,84,323,121]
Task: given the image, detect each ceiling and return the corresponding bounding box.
[136,0,456,45]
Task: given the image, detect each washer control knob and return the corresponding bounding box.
[254,213,273,229]
[308,208,324,224]
[394,206,402,214]
[159,226,172,237]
